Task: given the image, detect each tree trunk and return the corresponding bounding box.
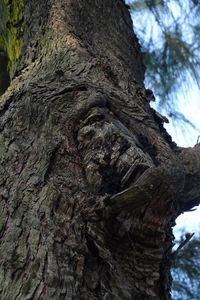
[0,1,200,299]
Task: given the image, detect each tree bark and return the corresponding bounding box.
[0,0,199,299]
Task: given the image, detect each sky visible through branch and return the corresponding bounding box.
[127,0,200,237]
[161,83,200,238]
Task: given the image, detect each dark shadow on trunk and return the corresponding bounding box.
[0,49,10,95]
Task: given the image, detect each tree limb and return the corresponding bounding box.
[176,145,200,213]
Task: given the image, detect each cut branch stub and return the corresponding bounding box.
[76,102,154,195]
[74,93,185,228]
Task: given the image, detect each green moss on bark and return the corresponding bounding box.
[0,0,24,78]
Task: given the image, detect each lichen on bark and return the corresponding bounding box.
[0,0,24,78]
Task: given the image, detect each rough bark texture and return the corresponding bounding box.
[0,0,200,299]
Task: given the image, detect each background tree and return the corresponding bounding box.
[172,234,200,300]
[128,0,200,128]
[0,1,200,299]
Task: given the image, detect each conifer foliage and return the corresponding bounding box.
[172,235,200,300]
[129,0,200,123]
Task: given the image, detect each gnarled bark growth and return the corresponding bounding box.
[0,0,199,299]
